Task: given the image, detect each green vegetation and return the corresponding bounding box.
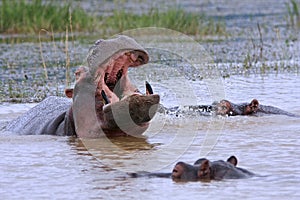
[103,8,226,36]
[0,0,226,37]
[0,0,96,34]
[286,0,300,28]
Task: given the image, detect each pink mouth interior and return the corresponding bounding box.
[94,51,145,103]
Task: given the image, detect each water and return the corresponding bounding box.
[1,74,300,200]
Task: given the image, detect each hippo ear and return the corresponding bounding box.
[198,159,210,179]
[65,89,74,98]
[227,155,238,166]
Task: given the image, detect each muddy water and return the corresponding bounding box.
[1,73,300,200]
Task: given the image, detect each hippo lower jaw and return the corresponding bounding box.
[100,93,160,136]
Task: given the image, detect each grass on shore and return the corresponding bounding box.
[0,0,96,34]
[103,8,225,36]
[0,0,226,37]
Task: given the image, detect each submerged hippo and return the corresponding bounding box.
[214,99,299,117]
[159,98,298,118]
[129,156,255,181]
[172,156,255,181]
[5,35,160,138]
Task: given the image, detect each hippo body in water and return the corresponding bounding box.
[214,99,299,117]
[159,98,298,118]
[129,156,255,182]
[5,35,160,138]
[5,97,73,136]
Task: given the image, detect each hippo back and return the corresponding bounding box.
[258,105,299,117]
[5,96,72,136]
[211,160,254,180]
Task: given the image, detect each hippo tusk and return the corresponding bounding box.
[145,81,154,95]
[101,90,111,104]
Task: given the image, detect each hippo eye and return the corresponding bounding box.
[95,39,103,45]
[172,169,178,173]
[222,106,227,110]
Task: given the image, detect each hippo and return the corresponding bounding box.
[5,35,160,138]
[172,155,255,181]
[214,99,299,117]
[158,98,298,117]
[129,156,255,182]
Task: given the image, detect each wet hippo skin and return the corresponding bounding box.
[5,96,73,136]
[129,156,255,182]
[214,99,299,117]
[5,35,160,138]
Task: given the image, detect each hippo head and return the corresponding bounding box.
[171,156,241,181]
[214,100,233,116]
[69,35,160,138]
[172,161,200,181]
[213,99,260,116]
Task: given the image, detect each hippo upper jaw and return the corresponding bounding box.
[93,50,147,103]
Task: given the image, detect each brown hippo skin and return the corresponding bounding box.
[129,156,255,181]
[214,99,299,117]
[5,35,160,138]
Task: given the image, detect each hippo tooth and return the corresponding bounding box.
[145,81,154,95]
[101,90,111,104]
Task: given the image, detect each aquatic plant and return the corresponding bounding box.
[286,0,300,28]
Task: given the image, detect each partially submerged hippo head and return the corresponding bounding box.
[214,99,259,116]
[128,156,255,181]
[69,35,160,138]
[172,156,254,181]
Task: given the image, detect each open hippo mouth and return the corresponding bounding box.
[94,50,145,101]
[70,35,160,138]
[91,49,160,136]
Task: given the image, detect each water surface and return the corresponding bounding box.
[1,74,299,200]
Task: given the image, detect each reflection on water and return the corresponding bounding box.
[0,74,300,199]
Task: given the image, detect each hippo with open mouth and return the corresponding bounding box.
[5,35,160,138]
